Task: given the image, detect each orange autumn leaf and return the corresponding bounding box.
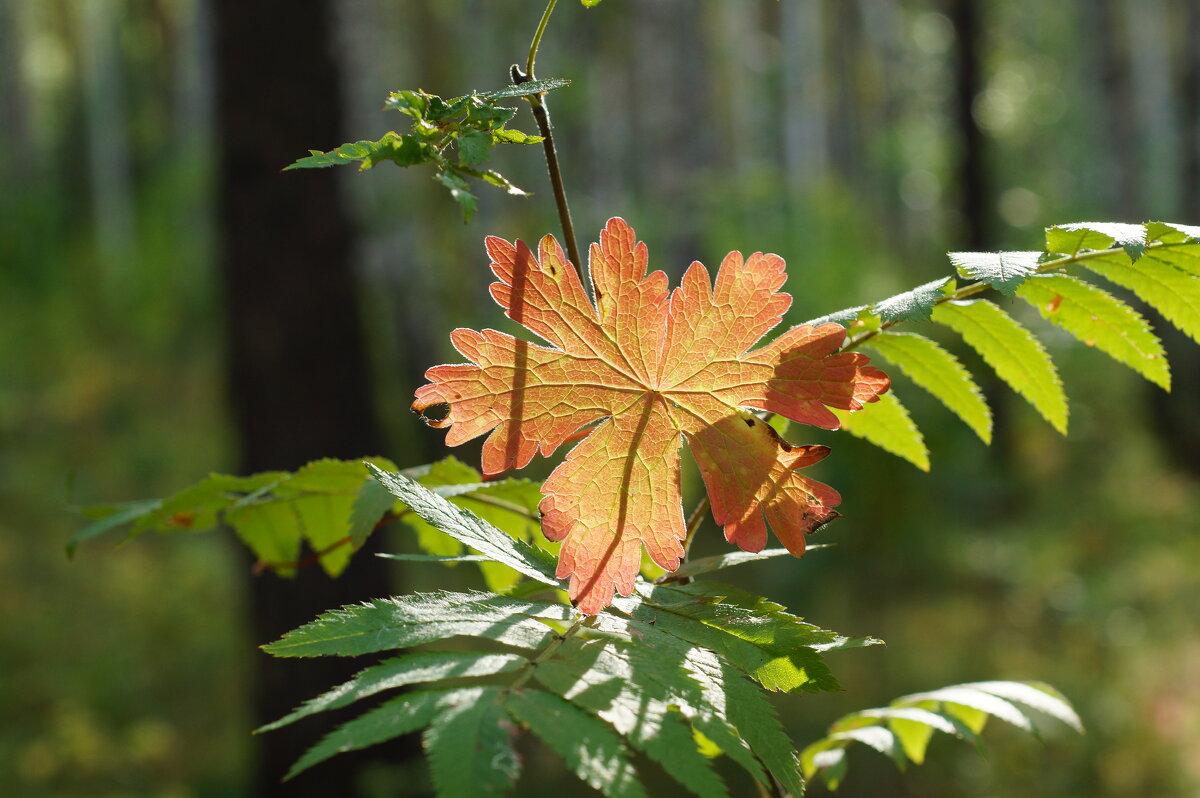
[414,218,889,613]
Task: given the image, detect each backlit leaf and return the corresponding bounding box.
[872,277,955,322]
[865,331,991,443]
[1017,274,1168,389]
[414,218,890,612]
[931,300,1068,434]
[949,251,1040,297]
[834,390,929,471]
[507,688,647,798]
[1083,252,1200,344]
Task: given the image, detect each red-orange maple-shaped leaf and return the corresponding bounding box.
[414,218,889,613]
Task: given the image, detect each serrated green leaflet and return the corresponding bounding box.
[805,304,869,327]
[485,77,572,99]
[1017,274,1168,389]
[630,582,844,693]
[872,277,955,322]
[666,545,831,581]
[348,478,396,547]
[507,689,647,798]
[1143,222,1200,277]
[1046,222,1145,255]
[932,299,1068,434]
[834,390,929,470]
[533,638,729,798]
[262,591,573,657]
[368,465,559,586]
[803,680,1081,789]
[259,651,528,732]
[949,251,1041,297]
[1084,252,1200,344]
[865,331,992,444]
[425,688,521,797]
[286,687,459,779]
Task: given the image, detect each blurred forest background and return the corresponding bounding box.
[2,0,1199,796]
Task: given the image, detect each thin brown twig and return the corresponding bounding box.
[512,0,583,276]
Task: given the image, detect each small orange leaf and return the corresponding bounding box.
[415,218,889,613]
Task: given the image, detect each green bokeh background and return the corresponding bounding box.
[2,1,1198,796]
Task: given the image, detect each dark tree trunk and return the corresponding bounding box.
[1153,0,1200,476]
[947,0,988,249]
[213,1,397,794]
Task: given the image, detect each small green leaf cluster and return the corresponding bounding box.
[261,467,880,797]
[284,78,570,220]
[69,456,546,588]
[807,221,1200,469]
[801,681,1082,790]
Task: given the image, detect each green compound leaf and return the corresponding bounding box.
[871,277,955,323]
[949,251,1041,297]
[932,299,1068,434]
[262,591,573,658]
[425,689,521,797]
[1017,274,1169,390]
[802,681,1081,790]
[865,331,992,444]
[507,688,647,798]
[833,390,929,471]
[259,650,527,732]
[1083,250,1200,344]
[368,465,559,586]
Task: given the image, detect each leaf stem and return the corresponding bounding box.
[505,613,591,691]
[843,243,1134,351]
[512,0,583,277]
[526,0,558,77]
[673,495,712,575]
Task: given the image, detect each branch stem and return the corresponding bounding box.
[513,0,583,276]
[843,243,1134,351]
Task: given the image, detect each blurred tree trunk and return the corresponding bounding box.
[946,0,987,249]
[213,1,396,795]
[1091,0,1140,217]
[1153,0,1200,475]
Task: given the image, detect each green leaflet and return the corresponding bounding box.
[1017,274,1169,390]
[507,689,647,798]
[630,582,850,693]
[533,638,730,798]
[425,689,521,797]
[1083,252,1200,344]
[834,390,930,471]
[262,592,573,657]
[872,277,955,323]
[1143,222,1200,277]
[865,332,992,444]
[66,499,160,556]
[1045,222,1145,256]
[666,544,831,581]
[399,459,548,593]
[287,83,564,220]
[259,651,528,732]
[932,299,1068,434]
[802,681,1081,790]
[287,687,459,779]
[368,465,559,586]
[949,251,1041,297]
